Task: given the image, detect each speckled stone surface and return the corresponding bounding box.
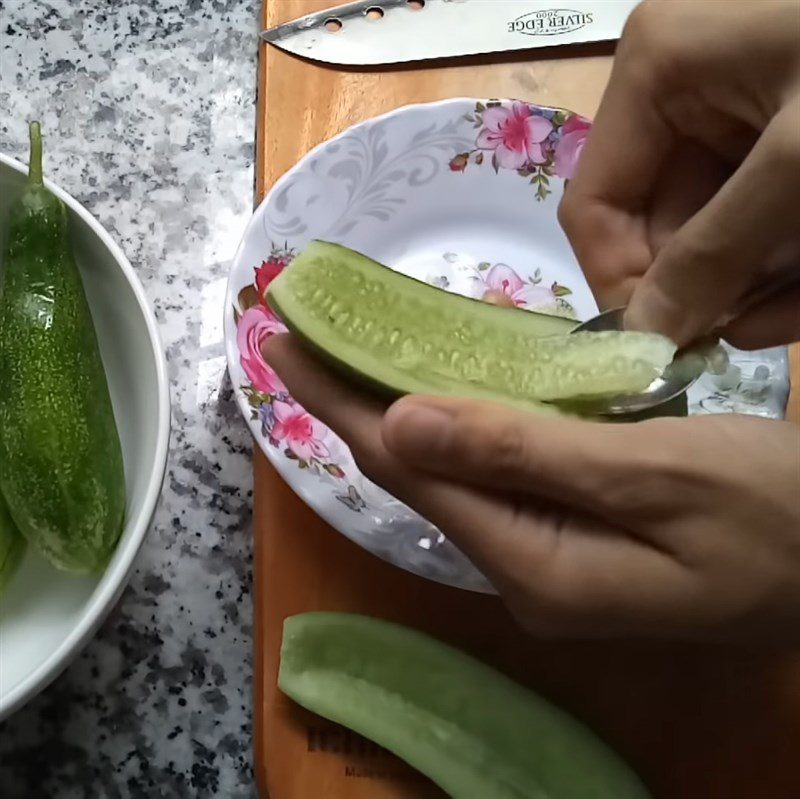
[0,1,258,796]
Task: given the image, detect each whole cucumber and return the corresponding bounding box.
[0,491,25,594]
[0,122,126,573]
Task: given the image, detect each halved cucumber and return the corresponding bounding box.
[267,241,676,413]
[279,612,650,799]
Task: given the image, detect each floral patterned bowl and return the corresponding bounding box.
[225,99,790,593]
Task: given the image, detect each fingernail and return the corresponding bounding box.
[383,399,455,460]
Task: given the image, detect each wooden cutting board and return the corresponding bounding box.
[253,3,800,797]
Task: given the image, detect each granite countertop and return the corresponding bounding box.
[0,2,258,796]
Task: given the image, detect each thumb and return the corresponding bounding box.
[625,99,800,346]
[381,395,677,523]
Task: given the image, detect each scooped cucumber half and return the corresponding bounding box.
[266,241,676,413]
[279,612,651,799]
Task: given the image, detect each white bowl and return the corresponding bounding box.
[0,153,170,721]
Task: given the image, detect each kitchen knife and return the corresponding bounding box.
[261,0,641,66]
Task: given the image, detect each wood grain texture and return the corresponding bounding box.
[253,3,800,797]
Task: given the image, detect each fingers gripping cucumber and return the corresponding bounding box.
[0,122,126,573]
[266,242,676,414]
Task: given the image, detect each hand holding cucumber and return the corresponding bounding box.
[558,0,800,349]
[266,334,800,640]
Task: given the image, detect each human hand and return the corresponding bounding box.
[558,0,800,349]
[265,334,800,641]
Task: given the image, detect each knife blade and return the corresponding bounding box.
[261,0,640,66]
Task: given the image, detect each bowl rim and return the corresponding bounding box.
[0,152,171,721]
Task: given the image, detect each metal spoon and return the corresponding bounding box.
[567,307,714,415]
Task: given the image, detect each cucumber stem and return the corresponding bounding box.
[28,121,43,186]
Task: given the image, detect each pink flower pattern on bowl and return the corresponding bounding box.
[554,114,591,180]
[270,400,330,461]
[481,263,574,316]
[437,253,576,317]
[475,102,553,170]
[450,100,592,200]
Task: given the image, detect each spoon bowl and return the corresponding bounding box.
[568,307,710,415]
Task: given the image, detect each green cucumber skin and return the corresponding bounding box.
[267,241,675,412]
[280,612,651,799]
[0,124,125,573]
[0,491,25,593]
